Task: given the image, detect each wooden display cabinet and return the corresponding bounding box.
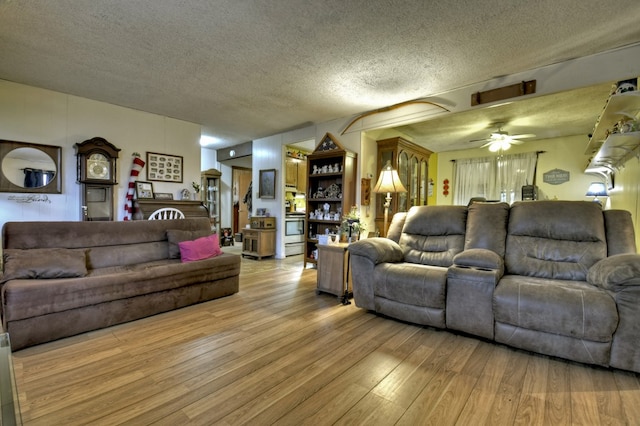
[242,228,276,260]
[375,137,432,236]
[304,133,357,268]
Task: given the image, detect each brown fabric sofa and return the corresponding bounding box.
[1,218,240,350]
[349,201,640,373]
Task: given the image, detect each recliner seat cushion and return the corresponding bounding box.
[494,275,618,342]
[374,263,447,308]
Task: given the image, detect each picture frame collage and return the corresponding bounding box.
[147,152,183,183]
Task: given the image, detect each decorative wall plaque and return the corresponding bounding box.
[543,168,570,185]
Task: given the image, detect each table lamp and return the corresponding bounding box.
[585,182,607,204]
[373,160,407,237]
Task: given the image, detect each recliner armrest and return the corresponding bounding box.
[348,238,403,265]
[588,253,640,290]
[453,248,504,275]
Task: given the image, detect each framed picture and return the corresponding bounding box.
[146,152,183,183]
[135,181,155,199]
[154,192,173,200]
[259,169,276,199]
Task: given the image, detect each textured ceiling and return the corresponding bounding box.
[1,1,639,151]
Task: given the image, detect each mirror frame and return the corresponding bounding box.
[0,139,62,194]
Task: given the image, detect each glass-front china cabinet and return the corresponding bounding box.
[201,168,222,235]
[375,137,432,235]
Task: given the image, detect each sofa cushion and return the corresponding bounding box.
[494,275,618,342]
[2,253,240,322]
[588,253,640,289]
[179,234,222,262]
[2,248,88,282]
[399,206,467,267]
[505,201,607,280]
[167,228,211,259]
[374,263,447,309]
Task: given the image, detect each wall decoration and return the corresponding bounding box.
[259,169,276,199]
[7,194,51,203]
[154,192,173,200]
[0,139,62,194]
[135,181,154,199]
[543,168,570,185]
[146,152,183,183]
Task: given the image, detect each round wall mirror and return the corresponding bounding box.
[0,140,62,194]
[2,147,57,188]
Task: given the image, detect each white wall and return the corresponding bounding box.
[252,127,316,258]
[0,80,201,229]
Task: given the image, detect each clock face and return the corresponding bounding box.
[87,153,110,180]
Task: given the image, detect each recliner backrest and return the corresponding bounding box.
[505,201,607,280]
[464,202,510,256]
[399,205,467,267]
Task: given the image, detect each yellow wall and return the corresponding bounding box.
[435,135,596,205]
[610,156,640,251]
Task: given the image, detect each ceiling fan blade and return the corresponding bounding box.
[480,141,493,148]
[469,137,491,143]
[510,133,536,139]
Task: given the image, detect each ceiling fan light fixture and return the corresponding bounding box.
[488,139,511,152]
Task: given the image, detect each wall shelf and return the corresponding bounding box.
[585,91,640,173]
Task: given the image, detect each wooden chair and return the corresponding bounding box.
[148,207,185,220]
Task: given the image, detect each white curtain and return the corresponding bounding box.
[453,152,538,205]
[496,152,537,204]
[453,157,496,205]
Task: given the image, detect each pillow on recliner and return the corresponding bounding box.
[2,248,88,282]
[587,253,640,289]
[178,234,222,262]
[166,229,210,259]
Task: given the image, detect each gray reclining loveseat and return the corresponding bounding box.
[349,201,640,373]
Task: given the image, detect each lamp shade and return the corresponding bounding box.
[585,182,607,197]
[373,161,407,194]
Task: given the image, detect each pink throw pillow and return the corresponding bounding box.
[178,234,222,262]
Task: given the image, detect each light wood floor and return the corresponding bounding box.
[12,247,640,425]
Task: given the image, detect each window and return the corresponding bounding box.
[453,152,537,205]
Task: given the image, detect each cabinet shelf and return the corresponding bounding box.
[585,91,640,172]
[308,219,341,225]
[304,133,357,268]
[309,172,343,178]
[308,198,343,202]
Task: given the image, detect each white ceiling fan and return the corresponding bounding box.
[470,124,536,152]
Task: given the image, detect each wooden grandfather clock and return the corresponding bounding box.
[75,137,120,221]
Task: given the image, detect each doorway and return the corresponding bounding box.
[232,167,252,233]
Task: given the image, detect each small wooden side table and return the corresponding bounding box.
[316,243,351,304]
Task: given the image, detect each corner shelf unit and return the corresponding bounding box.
[304,133,357,268]
[585,90,640,174]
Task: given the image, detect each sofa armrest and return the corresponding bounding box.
[348,238,404,265]
[453,248,504,275]
[349,238,402,311]
[587,254,640,291]
[446,249,504,339]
